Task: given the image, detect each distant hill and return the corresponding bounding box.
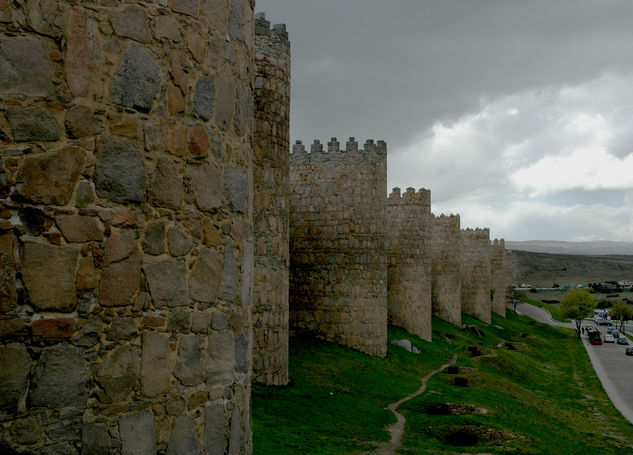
[511,250,633,288]
[506,240,633,256]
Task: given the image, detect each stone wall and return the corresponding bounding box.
[0,1,255,454]
[461,228,492,323]
[490,239,510,317]
[430,214,462,326]
[289,138,388,357]
[252,13,290,386]
[386,187,432,341]
[503,248,514,309]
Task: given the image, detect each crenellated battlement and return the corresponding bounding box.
[462,227,491,241]
[291,137,387,161]
[388,187,431,206]
[255,12,289,40]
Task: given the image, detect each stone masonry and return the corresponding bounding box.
[387,187,432,342]
[289,138,388,357]
[252,13,291,386]
[0,1,255,454]
[431,214,462,326]
[491,238,512,317]
[461,228,492,324]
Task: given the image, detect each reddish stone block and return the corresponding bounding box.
[188,125,209,158]
[32,318,76,342]
[65,8,100,96]
[143,315,165,328]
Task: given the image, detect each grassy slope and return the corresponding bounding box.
[253,313,633,454]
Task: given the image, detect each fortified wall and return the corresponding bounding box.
[430,214,462,326]
[461,228,492,324]
[0,2,255,454]
[387,187,432,341]
[252,13,290,386]
[289,138,388,357]
[491,239,512,317]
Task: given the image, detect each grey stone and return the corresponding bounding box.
[174,335,204,386]
[104,229,137,264]
[144,260,189,307]
[228,0,245,42]
[25,0,68,38]
[75,180,95,208]
[144,122,164,152]
[211,313,228,330]
[28,345,87,409]
[8,107,62,142]
[96,344,140,402]
[21,241,79,312]
[65,105,102,138]
[167,225,194,257]
[228,406,242,455]
[168,310,191,333]
[107,317,138,341]
[193,76,215,121]
[71,318,102,347]
[155,15,182,42]
[191,163,222,212]
[57,215,105,242]
[46,416,81,441]
[110,44,160,112]
[215,77,234,130]
[39,442,71,455]
[141,331,170,396]
[81,423,110,455]
[224,166,247,213]
[206,331,235,386]
[110,6,151,43]
[189,247,223,303]
[95,136,146,204]
[167,414,199,455]
[149,156,184,210]
[192,311,212,333]
[241,240,253,307]
[0,343,31,412]
[143,218,167,255]
[220,242,238,302]
[235,332,248,374]
[0,35,53,96]
[204,400,224,455]
[172,0,199,16]
[119,412,156,455]
[10,416,41,445]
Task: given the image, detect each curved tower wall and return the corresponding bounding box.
[491,238,509,317]
[431,214,462,326]
[387,187,432,341]
[289,138,388,357]
[252,13,290,386]
[0,2,255,453]
[461,228,492,323]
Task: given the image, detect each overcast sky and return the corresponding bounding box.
[257,0,633,242]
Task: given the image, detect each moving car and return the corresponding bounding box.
[626,346,633,356]
[604,334,615,343]
[612,330,621,338]
[587,329,602,345]
[607,327,616,334]
[618,336,629,345]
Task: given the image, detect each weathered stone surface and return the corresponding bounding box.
[167,225,194,257]
[99,251,141,307]
[204,400,224,454]
[141,331,170,396]
[57,215,104,243]
[75,180,95,208]
[20,206,45,236]
[107,317,138,341]
[0,251,17,313]
[223,166,247,213]
[235,331,248,374]
[119,412,156,455]
[188,124,209,158]
[155,15,182,42]
[0,35,53,96]
[207,331,235,386]
[167,414,199,455]
[95,136,146,204]
[229,0,245,42]
[25,0,67,38]
[215,77,234,131]
[111,208,146,228]
[143,218,167,255]
[28,345,87,409]
[70,317,101,347]
[96,344,140,402]
[15,146,85,205]
[149,156,184,209]
[193,76,215,121]
[11,415,41,445]
[192,311,212,333]
[228,406,242,455]
[144,260,189,307]
[66,8,100,96]
[168,310,190,333]
[32,318,76,342]
[189,247,223,303]
[110,6,151,43]
[144,121,164,152]
[76,255,99,290]
[174,335,203,386]
[191,163,222,212]
[172,0,199,16]
[39,442,71,455]
[46,416,81,441]
[7,107,62,142]
[65,105,102,138]
[81,423,110,455]
[220,242,238,302]
[0,343,31,412]
[104,229,136,264]
[203,218,222,246]
[22,241,79,312]
[110,44,160,112]
[212,313,228,330]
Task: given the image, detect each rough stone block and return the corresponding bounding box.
[66,8,100,96]
[228,406,242,455]
[107,317,138,341]
[191,163,222,212]
[32,318,76,342]
[57,215,104,243]
[143,218,167,255]
[0,251,17,313]
[141,331,170,396]
[110,44,160,112]
[167,414,199,455]
[223,166,247,213]
[110,6,151,43]
[204,400,224,454]
[149,156,184,210]
[10,416,41,445]
[0,343,32,412]
[96,345,140,402]
[0,35,53,96]
[206,331,235,386]
[98,251,141,307]
[95,136,146,204]
[174,334,204,386]
[119,412,156,455]
[189,247,223,303]
[81,422,110,455]
[220,242,238,302]
[65,105,102,138]
[104,229,137,264]
[8,107,62,142]
[167,226,194,257]
[193,76,215,121]
[144,260,189,307]
[172,0,199,16]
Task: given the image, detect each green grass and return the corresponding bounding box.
[253,313,633,454]
[521,296,570,322]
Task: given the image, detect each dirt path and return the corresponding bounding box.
[365,355,458,455]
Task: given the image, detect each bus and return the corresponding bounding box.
[586,327,602,345]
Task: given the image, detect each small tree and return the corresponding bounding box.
[507,287,526,312]
[610,301,633,333]
[560,289,596,338]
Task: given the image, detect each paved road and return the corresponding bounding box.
[516,303,633,425]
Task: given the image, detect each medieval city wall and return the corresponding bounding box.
[430,214,462,326]
[491,239,510,317]
[289,138,388,357]
[461,228,492,323]
[252,13,290,386]
[386,187,432,341]
[0,1,255,453]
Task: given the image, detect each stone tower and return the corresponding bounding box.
[431,214,462,326]
[461,228,492,323]
[490,238,510,317]
[252,12,291,386]
[289,138,388,357]
[387,187,432,341]
[0,1,255,453]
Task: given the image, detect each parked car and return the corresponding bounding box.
[626,346,633,356]
[604,334,615,343]
[613,330,621,338]
[618,336,629,345]
[607,327,616,334]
